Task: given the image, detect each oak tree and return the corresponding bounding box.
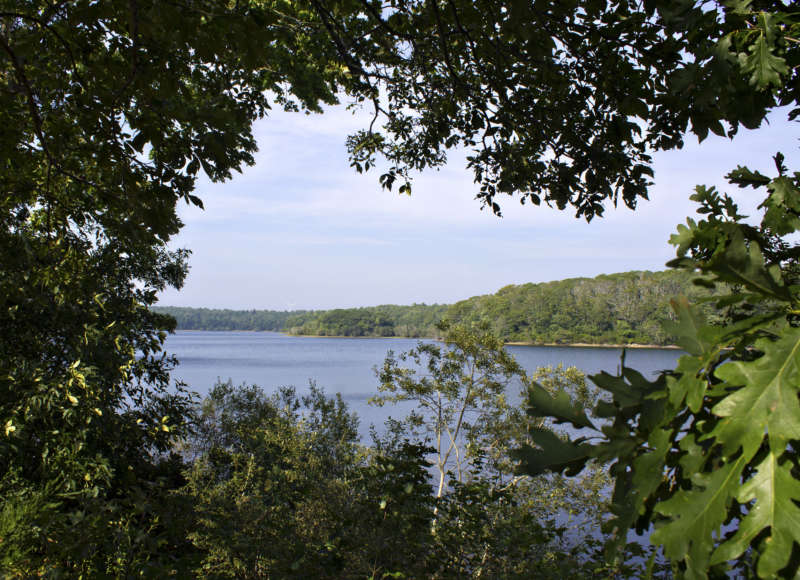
[0,0,349,573]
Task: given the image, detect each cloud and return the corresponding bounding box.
[163,106,799,310]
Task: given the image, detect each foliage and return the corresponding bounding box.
[182,379,436,579]
[427,477,556,579]
[446,270,713,345]
[429,473,665,579]
[152,306,304,332]
[154,303,447,336]
[514,3,800,578]
[518,159,800,577]
[311,0,795,219]
[345,434,437,579]
[160,270,708,346]
[6,0,800,577]
[183,356,659,579]
[0,0,350,573]
[184,381,355,577]
[285,303,448,338]
[373,321,529,497]
[374,323,662,577]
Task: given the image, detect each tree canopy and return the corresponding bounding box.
[0,0,348,572]
[318,0,798,218]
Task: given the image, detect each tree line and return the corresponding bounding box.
[154,303,448,337]
[157,269,713,345]
[284,303,449,338]
[445,269,718,345]
[150,307,305,332]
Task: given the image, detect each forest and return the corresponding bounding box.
[2,1,799,578]
[445,270,712,345]
[158,269,712,345]
[152,307,306,332]
[154,303,448,337]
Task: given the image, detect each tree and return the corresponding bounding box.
[507,4,800,578]
[373,320,529,498]
[311,0,795,219]
[183,380,437,578]
[444,270,713,346]
[316,1,800,576]
[520,167,800,579]
[374,325,661,577]
[182,381,358,577]
[0,0,352,572]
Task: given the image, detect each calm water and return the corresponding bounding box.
[165,331,683,434]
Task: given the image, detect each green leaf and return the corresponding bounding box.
[186,158,200,175]
[726,165,771,188]
[710,230,791,302]
[666,355,707,412]
[662,297,713,356]
[677,432,709,481]
[513,428,592,477]
[709,326,800,458]
[525,382,595,429]
[131,131,149,153]
[631,427,672,503]
[741,19,789,90]
[711,451,800,577]
[726,0,754,15]
[651,454,749,579]
[590,370,657,409]
[714,311,786,345]
[761,176,800,235]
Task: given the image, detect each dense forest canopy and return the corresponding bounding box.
[445,269,713,345]
[153,303,448,336]
[1,0,799,577]
[151,307,305,332]
[157,269,713,345]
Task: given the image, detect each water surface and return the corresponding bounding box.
[165,331,683,434]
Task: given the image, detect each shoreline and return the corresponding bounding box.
[504,341,680,349]
[173,329,679,349]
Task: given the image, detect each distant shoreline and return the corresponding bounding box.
[504,340,680,349]
[172,329,679,350]
[157,270,706,349]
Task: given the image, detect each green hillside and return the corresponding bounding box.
[444,270,712,345]
[157,269,712,345]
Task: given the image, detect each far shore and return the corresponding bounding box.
[173,328,679,349]
[504,340,680,349]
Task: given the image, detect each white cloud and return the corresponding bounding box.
[163,106,799,309]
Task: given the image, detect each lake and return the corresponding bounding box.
[165,331,683,436]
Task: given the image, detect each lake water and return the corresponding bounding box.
[165,331,683,436]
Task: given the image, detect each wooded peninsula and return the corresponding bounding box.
[155,269,713,346]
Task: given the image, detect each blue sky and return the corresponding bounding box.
[157,106,798,310]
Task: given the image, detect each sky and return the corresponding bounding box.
[157,105,798,311]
